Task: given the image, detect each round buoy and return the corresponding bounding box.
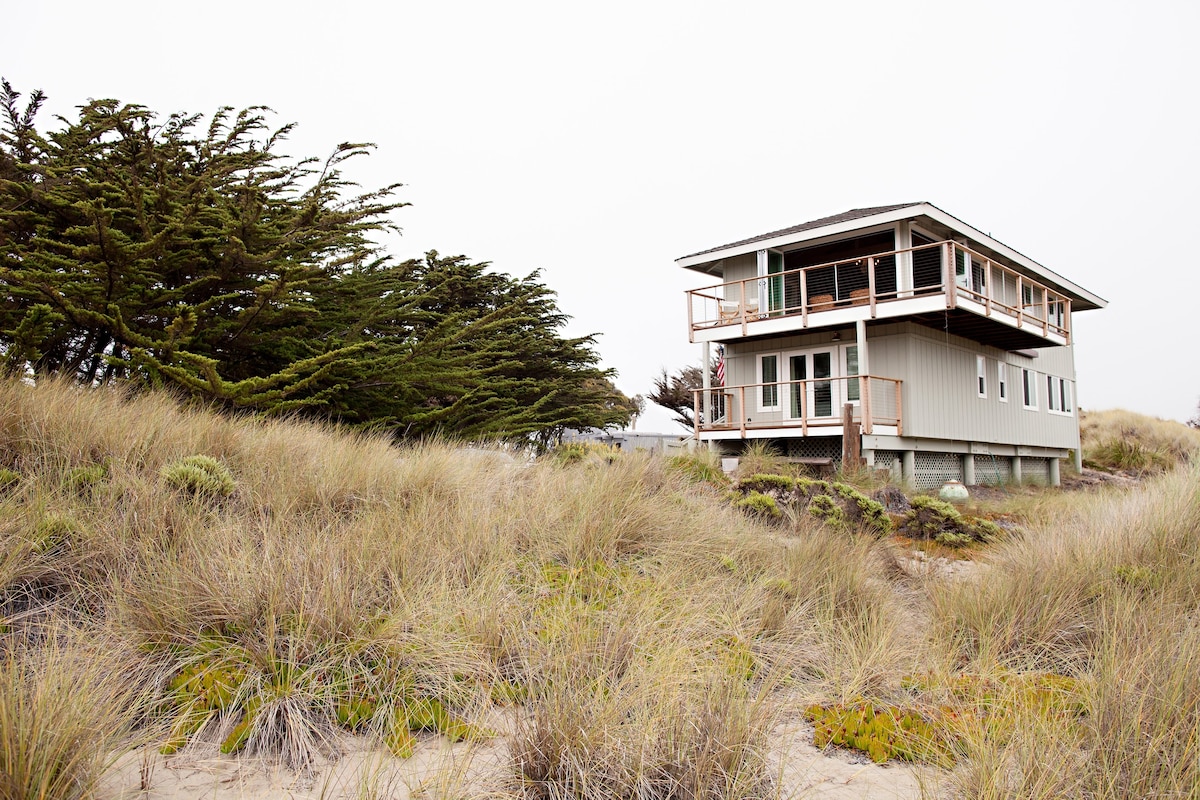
[939,479,969,503]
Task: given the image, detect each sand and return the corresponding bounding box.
[99,719,941,800]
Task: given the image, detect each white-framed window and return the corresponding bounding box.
[1022,368,1038,410]
[1046,376,1075,416]
[976,355,987,398]
[997,361,1008,402]
[758,354,780,411]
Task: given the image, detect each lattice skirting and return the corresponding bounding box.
[872,450,900,477]
[1022,456,1051,485]
[972,454,1012,485]
[786,437,843,463]
[913,452,964,490]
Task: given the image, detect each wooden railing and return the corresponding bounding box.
[687,241,1071,342]
[691,375,902,437]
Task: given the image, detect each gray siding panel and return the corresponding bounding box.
[720,321,1080,451]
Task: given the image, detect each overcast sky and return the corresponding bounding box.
[6,0,1198,432]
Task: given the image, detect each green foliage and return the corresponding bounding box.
[734,491,781,519]
[158,649,489,760]
[739,473,797,493]
[0,467,18,493]
[896,495,1000,546]
[807,493,847,530]
[806,701,951,766]
[667,451,729,486]
[1113,564,1162,592]
[810,671,1088,767]
[66,463,106,491]
[1085,439,1174,474]
[0,80,634,444]
[552,441,622,466]
[161,455,235,497]
[32,514,83,555]
[728,474,892,535]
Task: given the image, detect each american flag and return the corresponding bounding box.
[715,345,725,386]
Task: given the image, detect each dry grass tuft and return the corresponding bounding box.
[1080,408,1200,473]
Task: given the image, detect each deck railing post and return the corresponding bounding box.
[739,387,747,437]
[943,242,957,310]
[800,269,809,328]
[862,376,873,435]
[800,379,808,437]
[693,390,701,439]
[867,257,877,317]
[984,259,993,316]
[1016,275,1024,327]
[740,280,748,336]
[1042,290,1049,335]
[1064,297,1072,343]
[687,291,695,343]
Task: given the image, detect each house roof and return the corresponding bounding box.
[676,202,1108,310]
[679,203,921,260]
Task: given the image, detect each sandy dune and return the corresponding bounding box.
[100,720,940,800]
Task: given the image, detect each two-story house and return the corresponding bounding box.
[681,203,1107,488]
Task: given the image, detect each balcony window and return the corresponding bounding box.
[759,354,779,411]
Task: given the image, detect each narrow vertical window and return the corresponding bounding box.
[1062,380,1073,413]
[976,355,987,398]
[1022,369,1037,409]
[846,345,860,402]
[997,361,1008,402]
[1047,376,1060,411]
[759,354,779,410]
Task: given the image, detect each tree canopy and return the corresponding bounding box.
[649,362,718,431]
[0,81,635,444]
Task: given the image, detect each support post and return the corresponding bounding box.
[1049,457,1061,487]
[902,450,916,485]
[842,403,861,468]
[1011,456,1023,485]
[963,454,976,486]
[855,319,871,434]
[701,341,711,434]
[896,220,913,298]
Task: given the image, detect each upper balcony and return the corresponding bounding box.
[687,241,1073,351]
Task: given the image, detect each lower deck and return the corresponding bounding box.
[710,434,1069,489]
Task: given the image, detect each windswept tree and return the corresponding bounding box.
[649,362,719,431]
[0,81,633,442]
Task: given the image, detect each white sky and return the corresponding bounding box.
[6,0,1198,432]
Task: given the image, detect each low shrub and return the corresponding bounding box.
[896,495,1002,546]
[729,474,891,535]
[161,455,235,497]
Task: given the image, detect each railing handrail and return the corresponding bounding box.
[688,240,1066,301]
[686,239,1070,342]
[690,374,903,438]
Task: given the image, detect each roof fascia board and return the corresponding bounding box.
[920,206,1107,309]
[675,205,924,271]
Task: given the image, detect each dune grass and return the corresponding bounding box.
[1080,407,1200,473]
[2,377,1200,799]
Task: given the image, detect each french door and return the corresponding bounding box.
[785,349,836,420]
